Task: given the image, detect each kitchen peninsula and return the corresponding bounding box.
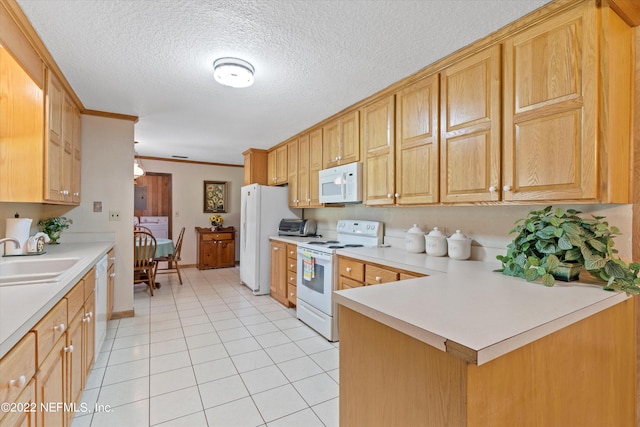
[334,247,635,426]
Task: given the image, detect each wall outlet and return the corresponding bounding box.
[109,210,121,221]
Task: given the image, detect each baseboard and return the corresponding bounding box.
[109,309,135,320]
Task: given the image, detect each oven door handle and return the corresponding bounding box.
[297,248,332,262]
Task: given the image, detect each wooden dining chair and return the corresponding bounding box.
[134,230,157,295]
[154,227,185,285]
[134,224,154,234]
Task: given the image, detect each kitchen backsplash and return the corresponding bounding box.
[304,204,634,262]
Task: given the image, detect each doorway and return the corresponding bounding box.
[134,172,173,237]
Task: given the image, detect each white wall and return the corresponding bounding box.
[304,203,634,261]
[140,159,244,266]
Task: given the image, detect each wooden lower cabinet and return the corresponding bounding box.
[339,299,635,426]
[196,227,236,269]
[0,268,97,427]
[286,244,297,306]
[270,240,289,307]
[338,256,424,289]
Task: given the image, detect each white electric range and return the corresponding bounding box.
[296,220,383,341]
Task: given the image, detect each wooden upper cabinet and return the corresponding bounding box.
[287,139,299,206]
[243,148,268,186]
[0,46,44,203]
[363,95,395,206]
[267,145,288,185]
[308,128,324,207]
[297,133,311,207]
[440,44,501,203]
[72,106,81,203]
[323,110,360,168]
[503,1,630,203]
[395,74,440,205]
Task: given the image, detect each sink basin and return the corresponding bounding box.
[0,257,81,286]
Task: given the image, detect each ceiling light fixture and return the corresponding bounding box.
[213,57,255,88]
[134,152,146,179]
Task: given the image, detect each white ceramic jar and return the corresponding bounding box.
[425,227,447,257]
[405,224,426,253]
[447,230,472,260]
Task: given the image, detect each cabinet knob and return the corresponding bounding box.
[290,277,294,281]
[289,264,295,269]
[54,323,65,332]
[346,267,352,273]
[86,311,93,318]
[395,193,400,198]
[375,276,382,282]
[9,375,26,388]
[503,185,512,192]
[64,344,74,353]
[387,194,392,198]
[489,186,497,193]
[73,192,79,197]
[82,317,90,323]
[274,247,279,251]
[290,292,294,297]
[307,198,311,202]
[110,272,116,278]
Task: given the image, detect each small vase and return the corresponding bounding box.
[48,231,61,244]
[551,261,582,282]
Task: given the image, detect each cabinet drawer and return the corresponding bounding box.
[203,232,233,241]
[83,268,96,300]
[287,272,297,286]
[400,271,425,281]
[65,280,85,321]
[287,244,297,258]
[287,284,297,304]
[287,259,297,273]
[0,332,36,409]
[339,276,364,290]
[33,298,67,365]
[365,265,399,285]
[339,257,364,281]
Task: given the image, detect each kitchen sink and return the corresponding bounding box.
[0,257,81,286]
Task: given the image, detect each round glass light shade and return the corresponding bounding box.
[134,160,145,178]
[213,57,255,88]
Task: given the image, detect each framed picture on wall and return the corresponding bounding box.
[204,181,227,213]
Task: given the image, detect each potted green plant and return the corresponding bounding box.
[496,206,640,295]
[38,216,72,244]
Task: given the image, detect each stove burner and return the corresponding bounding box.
[327,245,344,249]
[344,244,363,248]
[325,240,340,244]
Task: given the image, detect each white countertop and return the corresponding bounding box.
[0,242,114,358]
[332,246,629,365]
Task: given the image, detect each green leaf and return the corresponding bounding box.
[549,217,561,227]
[604,261,627,279]
[564,248,582,261]
[541,273,555,287]
[553,228,564,238]
[557,234,573,250]
[587,239,607,253]
[515,253,527,268]
[527,256,540,266]
[584,255,607,270]
[580,245,592,259]
[524,268,539,282]
[554,208,565,218]
[561,222,583,235]
[526,222,536,233]
[546,254,560,271]
[535,240,557,254]
[537,267,547,275]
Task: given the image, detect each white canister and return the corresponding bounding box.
[405,224,426,253]
[447,230,472,260]
[425,227,447,257]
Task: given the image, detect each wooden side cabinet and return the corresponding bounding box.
[196,227,236,270]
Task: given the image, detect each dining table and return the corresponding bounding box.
[135,237,174,288]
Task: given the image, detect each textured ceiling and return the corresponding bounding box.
[17,0,549,165]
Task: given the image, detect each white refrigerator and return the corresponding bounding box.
[240,184,300,295]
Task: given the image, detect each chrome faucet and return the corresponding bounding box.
[0,237,21,249]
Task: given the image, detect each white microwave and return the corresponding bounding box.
[318,162,362,203]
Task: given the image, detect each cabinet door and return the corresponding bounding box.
[267,150,277,185]
[440,45,501,203]
[503,4,596,201]
[45,72,64,202]
[340,110,360,164]
[36,336,66,427]
[396,74,440,205]
[275,145,288,185]
[269,241,288,305]
[363,95,395,206]
[323,118,341,168]
[308,128,323,207]
[61,94,74,203]
[365,264,399,285]
[83,295,96,378]
[287,139,299,207]
[297,134,310,207]
[66,311,84,408]
[216,240,235,268]
[71,107,81,204]
[0,379,37,427]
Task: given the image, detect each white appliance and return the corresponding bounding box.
[94,254,108,355]
[318,162,363,204]
[139,216,169,238]
[240,184,300,295]
[297,220,383,341]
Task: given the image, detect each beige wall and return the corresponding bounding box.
[139,159,244,266]
[304,203,633,262]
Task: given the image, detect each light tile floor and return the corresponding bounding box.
[71,267,339,427]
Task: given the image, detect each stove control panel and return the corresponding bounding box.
[336,220,383,239]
